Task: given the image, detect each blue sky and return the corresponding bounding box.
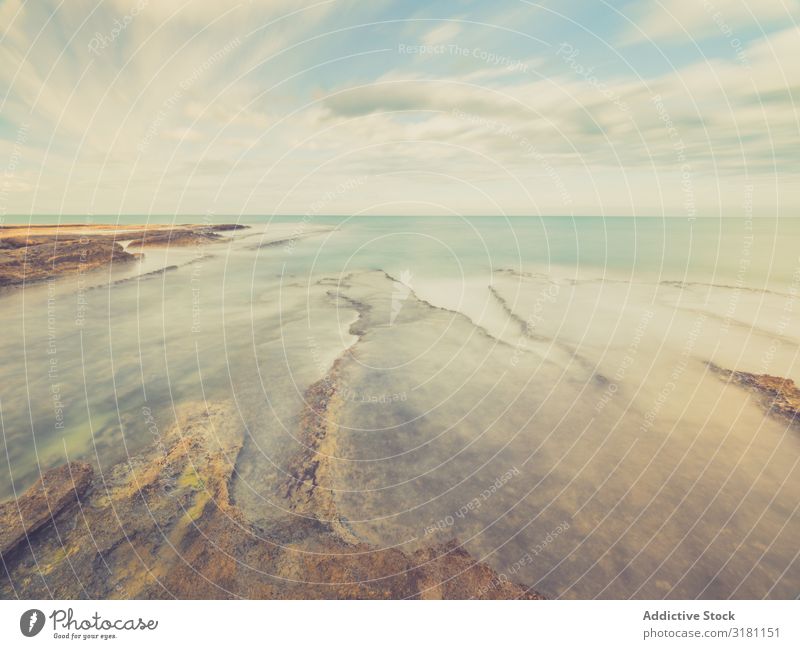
[0,0,797,216]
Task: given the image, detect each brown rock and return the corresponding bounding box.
[0,238,136,287]
[0,461,93,558]
[124,223,246,248]
[709,363,800,424]
[0,223,247,286]
[0,403,542,599]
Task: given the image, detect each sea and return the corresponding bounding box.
[1,214,798,598]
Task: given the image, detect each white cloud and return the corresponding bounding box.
[0,2,797,216]
[624,0,799,44]
[421,22,462,46]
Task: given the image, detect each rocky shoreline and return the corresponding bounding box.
[0,223,247,287]
[0,399,542,599]
[0,226,542,599]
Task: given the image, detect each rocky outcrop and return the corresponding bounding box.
[0,462,93,558]
[0,268,543,599]
[0,238,137,287]
[708,363,800,424]
[0,224,247,287]
[124,226,239,249]
[0,401,542,599]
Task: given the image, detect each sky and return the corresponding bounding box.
[0,0,797,217]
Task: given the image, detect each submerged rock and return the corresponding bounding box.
[0,462,93,558]
[0,401,542,599]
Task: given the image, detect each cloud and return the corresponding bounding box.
[421,22,462,46]
[0,1,796,216]
[623,0,799,44]
[309,24,798,215]
[110,0,331,22]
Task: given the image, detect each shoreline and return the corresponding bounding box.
[0,400,542,600]
[0,223,248,288]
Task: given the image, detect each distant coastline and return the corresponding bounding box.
[0,223,247,288]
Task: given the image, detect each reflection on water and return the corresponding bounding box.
[1,216,799,598]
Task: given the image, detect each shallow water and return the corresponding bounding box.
[1,216,799,598]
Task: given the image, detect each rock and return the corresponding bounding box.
[708,362,800,424]
[125,224,246,248]
[0,238,136,287]
[210,224,248,231]
[0,224,248,286]
[0,402,543,599]
[0,462,93,558]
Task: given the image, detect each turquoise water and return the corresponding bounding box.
[5,215,798,289]
[1,216,799,598]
